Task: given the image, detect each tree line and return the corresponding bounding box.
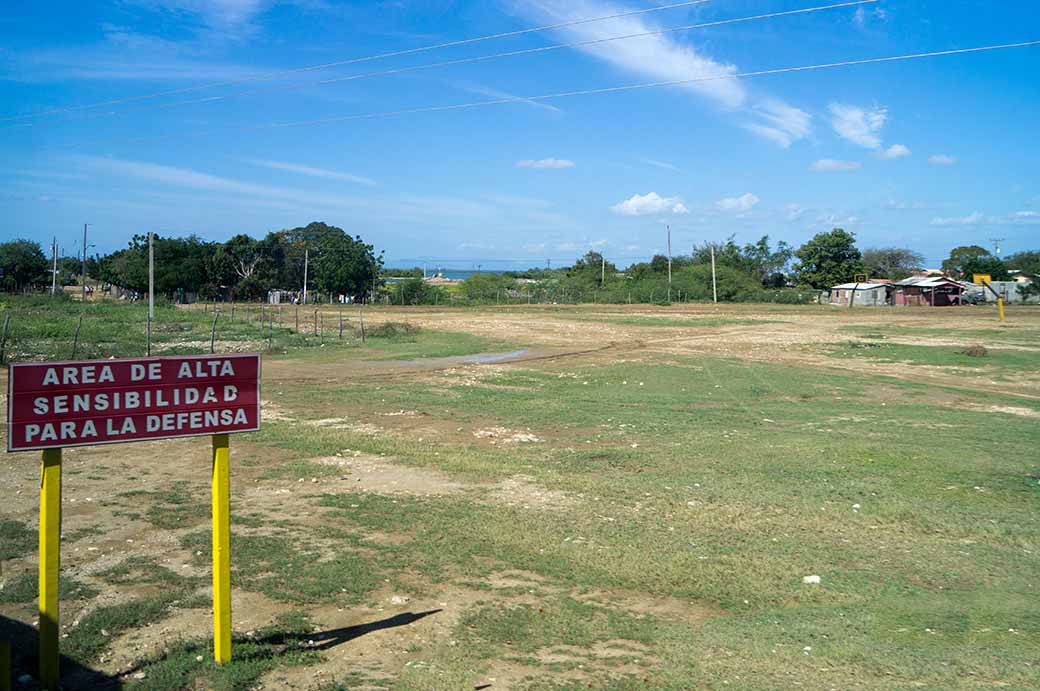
[0,222,382,301]
[2,225,1037,302]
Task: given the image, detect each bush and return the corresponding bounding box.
[367,322,420,339]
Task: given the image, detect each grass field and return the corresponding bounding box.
[1,300,1038,689]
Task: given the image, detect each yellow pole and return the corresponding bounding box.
[38,449,62,691]
[998,297,1006,322]
[211,434,232,663]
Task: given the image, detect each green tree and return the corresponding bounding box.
[459,272,517,301]
[312,228,382,300]
[0,239,48,291]
[793,229,864,289]
[862,247,924,281]
[742,236,793,286]
[941,245,1009,281]
[1005,250,1040,276]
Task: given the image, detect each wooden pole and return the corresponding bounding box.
[39,449,62,690]
[71,315,83,359]
[0,314,10,365]
[211,435,232,664]
[210,310,219,354]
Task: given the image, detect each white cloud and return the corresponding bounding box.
[882,199,930,210]
[247,159,377,186]
[810,159,862,172]
[506,0,745,109]
[930,210,1040,226]
[133,0,269,32]
[611,192,690,216]
[716,193,760,213]
[742,99,812,148]
[783,203,806,221]
[930,211,985,226]
[517,158,575,169]
[928,154,958,166]
[828,103,887,148]
[877,144,911,160]
[639,158,682,173]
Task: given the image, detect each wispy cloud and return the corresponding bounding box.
[928,154,958,166]
[742,99,812,148]
[505,0,745,109]
[810,159,862,172]
[930,210,1040,226]
[77,155,371,208]
[716,193,759,213]
[247,159,377,186]
[517,158,575,169]
[639,158,682,173]
[829,103,887,148]
[930,211,984,226]
[611,192,689,216]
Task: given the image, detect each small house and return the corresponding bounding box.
[830,283,891,307]
[892,276,967,306]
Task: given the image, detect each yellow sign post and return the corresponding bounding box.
[8,354,260,686]
[38,449,62,690]
[211,434,232,663]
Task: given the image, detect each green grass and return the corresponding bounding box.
[828,341,1040,370]
[0,519,34,561]
[179,530,380,605]
[0,571,99,604]
[247,345,1040,688]
[125,612,321,691]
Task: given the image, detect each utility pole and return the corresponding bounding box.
[710,245,718,304]
[50,237,58,296]
[302,248,309,305]
[148,231,155,320]
[81,223,89,301]
[989,238,1006,256]
[667,225,673,302]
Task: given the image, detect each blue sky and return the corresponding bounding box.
[2,0,1038,269]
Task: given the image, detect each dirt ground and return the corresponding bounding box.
[1,302,1037,689]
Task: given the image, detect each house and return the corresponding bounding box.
[892,276,968,306]
[830,282,891,306]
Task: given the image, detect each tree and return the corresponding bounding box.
[312,227,383,300]
[942,245,1009,281]
[569,251,617,286]
[742,236,793,286]
[1005,250,1040,276]
[862,247,924,281]
[0,239,48,291]
[793,229,864,289]
[459,272,517,301]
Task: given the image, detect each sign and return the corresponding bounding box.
[973,273,992,285]
[7,353,260,452]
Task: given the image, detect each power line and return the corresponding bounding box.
[13,0,876,129]
[0,0,715,123]
[86,40,1040,147]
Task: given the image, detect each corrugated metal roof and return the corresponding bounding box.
[894,275,970,287]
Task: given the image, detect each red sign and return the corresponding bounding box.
[7,354,261,452]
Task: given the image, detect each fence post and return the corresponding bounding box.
[0,313,11,365]
[268,313,274,352]
[313,309,318,337]
[210,309,219,354]
[71,315,83,359]
[295,306,299,333]
[338,308,344,340]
